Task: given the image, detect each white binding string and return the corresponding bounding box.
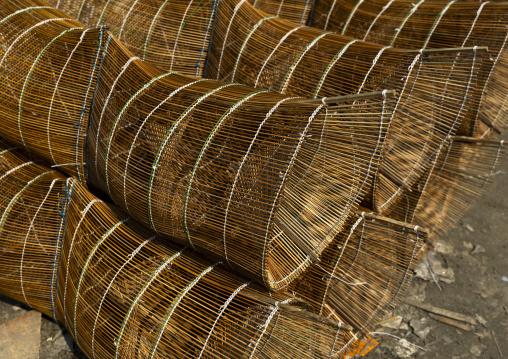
[248,298,293,358]
[73,217,131,344]
[148,263,220,359]
[340,0,365,35]
[94,56,139,177]
[91,236,155,359]
[254,26,304,88]
[61,198,102,328]
[363,0,395,40]
[261,105,324,288]
[197,281,252,358]
[319,213,365,315]
[216,0,248,79]
[20,178,59,309]
[147,83,237,231]
[118,0,141,40]
[390,0,425,46]
[114,248,186,359]
[123,78,206,215]
[48,29,90,165]
[183,90,268,249]
[169,0,195,70]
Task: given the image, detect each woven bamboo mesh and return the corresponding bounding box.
[43,0,216,77]
[289,211,426,332]
[87,34,395,290]
[0,145,358,358]
[0,148,68,316]
[308,0,508,138]
[387,137,507,242]
[248,0,313,24]
[0,0,505,356]
[0,0,398,290]
[0,3,103,182]
[204,0,487,212]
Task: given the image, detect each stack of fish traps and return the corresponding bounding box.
[0,0,506,357]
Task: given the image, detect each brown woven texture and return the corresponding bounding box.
[87,35,394,290]
[0,0,397,290]
[308,0,508,138]
[0,145,359,358]
[0,149,67,316]
[204,0,488,213]
[388,137,507,242]
[289,211,426,333]
[248,0,313,24]
[44,0,216,77]
[0,0,506,357]
[0,3,103,182]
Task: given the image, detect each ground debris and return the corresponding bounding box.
[469,344,486,357]
[470,244,486,255]
[0,311,41,359]
[403,299,477,326]
[375,315,403,330]
[415,250,455,285]
[409,318,430,340]
[393,339,420,358]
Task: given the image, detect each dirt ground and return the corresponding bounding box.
[0,145,506,359]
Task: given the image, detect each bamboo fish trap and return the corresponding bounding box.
[204,0,487,212]
[0,3,102,182]
[289,211,426,333]
[388,137,507,242]
[41,0,216,77]
[87,34,395,290]
[0,0,396,290]
[308,0,508,138]
[0,144,358,358]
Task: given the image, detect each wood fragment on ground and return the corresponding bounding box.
[403,299,477,325]
[427,313,473,331]
[0,311,41,359]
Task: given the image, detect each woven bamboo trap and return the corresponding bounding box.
[387,136,507,242]
[204,0,488,213]
[0,0,506,357]
[308,0,508,139]
[87,33,395,290]
[44,0,312,74]
[0,144,359,358]
[39,0,501,216]
[0,0,400,290]
[0,3,103,182]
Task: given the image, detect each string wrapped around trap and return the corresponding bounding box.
[0,144,358,358]
[307,0,508,138]
[247,0,313,24]
[204,0,487,213]
[0,148,68,316]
